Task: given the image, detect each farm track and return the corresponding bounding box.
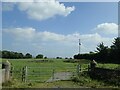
[46,72,74,82]
[46,72,89,88]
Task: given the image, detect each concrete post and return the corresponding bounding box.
[4,60,11,82]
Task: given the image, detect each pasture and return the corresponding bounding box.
[2,59,79,82]
[2,58,120,88]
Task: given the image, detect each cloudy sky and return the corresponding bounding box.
[2,1,118,58]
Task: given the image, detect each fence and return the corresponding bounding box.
[8,64,90,83]
[10,66,23,82]
[22,66,53,82]
[20,64,82,82]
[1,63,93,83]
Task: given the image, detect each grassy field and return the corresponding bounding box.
[2,59,78,69]
[2,59,78,82]
[97,63,120,69]
[1,58,120,88]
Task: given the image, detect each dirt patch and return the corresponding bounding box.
[46,72,74,82]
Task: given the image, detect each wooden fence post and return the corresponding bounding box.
[77,64,81,75]
[22,67,25,82]
[22,66,28,82]
[25,66,28,83]
[10,66,14,78]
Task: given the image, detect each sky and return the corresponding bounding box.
[1,1,118,58]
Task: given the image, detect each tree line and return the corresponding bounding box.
[74,37,120,64]
[0,50,44,59]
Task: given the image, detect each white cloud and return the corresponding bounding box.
[2,0,75,20]
[94,23,118,35]
[3,27,114,57]
[17,0,75,21]
[3,27,36,41]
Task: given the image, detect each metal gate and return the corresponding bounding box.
[21,65,81,82]
[10,66,23,82]
[22,66,53,82]
[10,64,81,82]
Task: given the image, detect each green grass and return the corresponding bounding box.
[2,79,85,88]
[2,58,120,88]
[2,58,81,88]
[97,63,120,69]
[2,59,77,68]
[2,59,78,82]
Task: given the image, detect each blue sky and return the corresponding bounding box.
[2,1,118,58]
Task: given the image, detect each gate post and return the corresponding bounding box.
[77,64,81,75]
[10,66,14,78]
[4,60,11,82]
[22,66,28,82]
[22,67,25,82]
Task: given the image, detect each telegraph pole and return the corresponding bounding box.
[79,39,81,54]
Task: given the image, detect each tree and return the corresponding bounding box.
[110,37,120,63]
[65,57,68,59]
[56,57,62,59]
[36,54,43,59]
[96,42,109,63]
[2,50,11,58]
[74,54,81,59]
[96,42,108,53]
[44,56,47,59]
[18,53,24,59]
[73,37,120,64]
[111,38,120,50]
[25,53,32,58]
[2,50,25,59]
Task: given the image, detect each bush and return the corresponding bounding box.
[44,57,47,59]
[36,54,43,59]
[56,57,62,59]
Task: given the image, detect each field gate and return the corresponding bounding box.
[21,65,82,82]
